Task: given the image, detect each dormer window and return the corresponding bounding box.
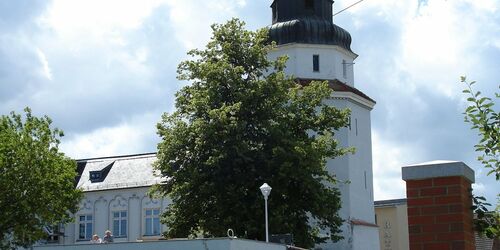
[305,0,314,9]
[89,172,102,182]
[89,162,114,183]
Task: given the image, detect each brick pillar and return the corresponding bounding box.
[402,161,476,250]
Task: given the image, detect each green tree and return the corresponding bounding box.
[0,108,82,249]
[153,19,351,248]
[461,77,499,238]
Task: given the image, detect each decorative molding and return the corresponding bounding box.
[81,199,93,211]
[331,92,376,110]
[111,195,128,209]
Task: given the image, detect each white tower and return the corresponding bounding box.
[267,1,380,249]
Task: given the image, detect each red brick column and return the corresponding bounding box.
[402,161,475,250]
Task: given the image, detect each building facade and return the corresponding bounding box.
[374,199,410,250]
[267,1,379,249]
[48,153,169,245]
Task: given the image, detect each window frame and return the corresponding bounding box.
[342,59,347,79]
[143,208,161,236]
[112,210,128,238]
[305,0,314,9]
[78,214,93,240]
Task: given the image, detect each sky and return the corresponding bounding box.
[0,0,499,203]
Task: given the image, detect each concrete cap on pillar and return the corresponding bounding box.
[402,160,475,183]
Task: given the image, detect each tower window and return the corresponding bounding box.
[313,55,320,72]
[342,59,347,78]
[305,0,314,9]
[272,3,277,22]
[364,171,367,189]
[355,118,358,136]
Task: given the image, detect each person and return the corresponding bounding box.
[102,230,114,243]
[90,234,101,244]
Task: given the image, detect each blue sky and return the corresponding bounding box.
[0,0,499,202]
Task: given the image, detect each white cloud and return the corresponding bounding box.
[39,0,168,44]
[61,113,160,159]
[165,0,247,49]
[372,130,424,200]
[35,48,52,80]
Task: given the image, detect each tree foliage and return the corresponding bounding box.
[154,19,351,248]
[461,77,500,238]
[0,108,82,249]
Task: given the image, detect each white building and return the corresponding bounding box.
[267,0,379,249]
[51,153,169,244]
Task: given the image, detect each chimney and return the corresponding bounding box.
[402,161,476,250]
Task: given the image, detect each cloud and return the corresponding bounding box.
[164,0,248,49]
[60,112,160,159]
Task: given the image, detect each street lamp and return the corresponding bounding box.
[260,183,272,243]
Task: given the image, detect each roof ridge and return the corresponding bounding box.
[76,152,157,162]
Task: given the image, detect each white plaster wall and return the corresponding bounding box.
[63,187,170,244]
[267,44,356,86]
[352,226,380,250]
[345,101,375,223]
[319,97,378,250]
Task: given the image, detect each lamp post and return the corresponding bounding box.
[259,183,272,243]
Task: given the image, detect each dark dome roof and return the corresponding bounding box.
[269,17,353,52]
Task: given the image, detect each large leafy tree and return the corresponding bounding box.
[154,19,351,248]
[461,77,499,238]
[0,108,82,249]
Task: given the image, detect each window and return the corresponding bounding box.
[342,59,347,78]
[313,55,320,72]
[305,0,314,9]
[89,171,102,182]
[89,162,114,183]
[364,171,367,189]
[272,2,277,22]
[78,215,93,240]
[144,209,160,236]
[113,211,127,237]
[45,224,63,243]
[355,118,358,136]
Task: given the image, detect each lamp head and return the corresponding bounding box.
[260,183,272,198]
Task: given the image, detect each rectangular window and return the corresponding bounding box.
[144,209,160,236]
[313,55,320,72]
[305,0,314,9]
[355,118,358,136]
[342,59,347,78]
[78,215,93,240]
[113,211,127,237]
[364,171,367,189]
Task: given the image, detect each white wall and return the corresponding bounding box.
[318,96,378,250]
[267,44,357,86]
[61,187,170,245]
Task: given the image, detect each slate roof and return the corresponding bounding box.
[76,153,162,192]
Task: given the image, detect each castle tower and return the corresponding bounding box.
[267,1,380,249]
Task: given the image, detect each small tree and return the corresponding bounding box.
[154,19,351,248]
[461,77,500,238]
[0,108,82,249]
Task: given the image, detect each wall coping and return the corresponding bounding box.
[402,160,475,183]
